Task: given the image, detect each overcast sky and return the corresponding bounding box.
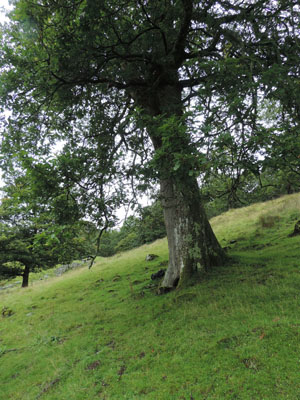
[0,0,12,23]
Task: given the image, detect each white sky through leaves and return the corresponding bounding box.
[0,0,11,23]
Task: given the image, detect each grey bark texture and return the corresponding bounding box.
[131,74,225,290]
[159,176,225,290]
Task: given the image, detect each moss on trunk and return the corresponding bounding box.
[159,176,225,291]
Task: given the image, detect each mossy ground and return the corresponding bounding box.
[1,193,300,399]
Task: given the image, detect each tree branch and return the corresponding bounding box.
[172,0,193,66]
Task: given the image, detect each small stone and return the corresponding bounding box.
[151,269,166,280]
[145,254,158,261]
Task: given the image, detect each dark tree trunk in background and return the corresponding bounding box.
[22,265,30,288]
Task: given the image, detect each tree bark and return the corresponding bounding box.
[131,74,225,290]
[22,265,30,288]
[159,175,225,291]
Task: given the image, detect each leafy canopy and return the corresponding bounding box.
[0,0,299,226]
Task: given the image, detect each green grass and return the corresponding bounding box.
[1,193,300,399]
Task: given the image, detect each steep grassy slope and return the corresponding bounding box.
[1,193,300,400]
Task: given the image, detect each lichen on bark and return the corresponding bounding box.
[158,176,225,291]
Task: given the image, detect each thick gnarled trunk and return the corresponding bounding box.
[131,76,225,290]
[159,176,225,291]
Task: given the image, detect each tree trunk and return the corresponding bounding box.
[22,265,30,288]
[130,74,225,290]
[159,175,225,291]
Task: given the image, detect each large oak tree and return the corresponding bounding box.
[0,0,299,290]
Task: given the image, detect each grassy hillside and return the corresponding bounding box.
[1,193,300,400]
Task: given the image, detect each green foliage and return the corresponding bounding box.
[98,201,166,256]
[115,232,140,253]
[0,174,95,286]
[0,0,299,232]
[137,201,166,244]
[202,166,300,219]
[200,102,300,218]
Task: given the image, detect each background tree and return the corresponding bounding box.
[0,174,95,287]
[0,1,299,290]
[137,201,166,244]
[105,201,166,254]
[200,98,300,217]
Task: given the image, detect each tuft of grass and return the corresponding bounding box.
[258,214,280,228]
[0,193,300,399]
